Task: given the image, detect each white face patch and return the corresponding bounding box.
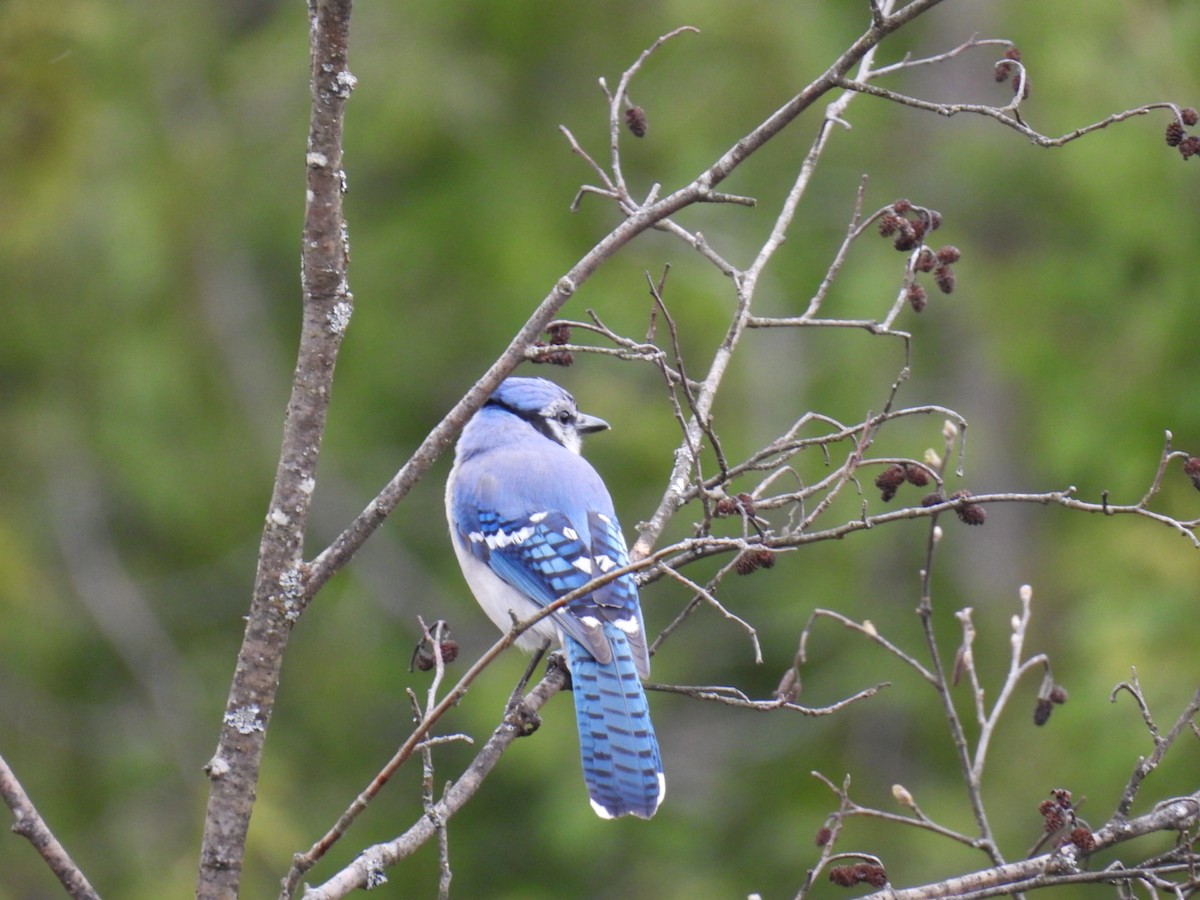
[572,557,594,574]
[560,430,583,455]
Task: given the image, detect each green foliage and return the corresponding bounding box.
[2,1,1198,897]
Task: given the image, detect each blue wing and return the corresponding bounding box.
[459,506,648,674]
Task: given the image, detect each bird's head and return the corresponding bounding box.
[485,377,608,455]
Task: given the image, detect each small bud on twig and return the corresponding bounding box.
[734,548,776,575]
[625,106,648,138]
[860,864,888,888]
[893,223,918,252]
[1183,456,1200,491]
[1040,798,1066,832]
[936,245,961,265]
[1068,827,1096,852]
[829,866,856,887]
[952,645,968,686]
[713,496,739,517]
[530,341,574,367]
[906,282,927,313]
[904,464,930,487]
[1033,697,1053,726]
[875,464,906,501]
[934,265,956,295]
[410,622,457,672]
[950,490,986,525]
[828,864,888,889]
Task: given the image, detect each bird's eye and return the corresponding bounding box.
[556,410,574,426]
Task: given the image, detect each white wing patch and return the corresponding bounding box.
[613,615,641,635]
[594,554,616,573]
[572,557,594,574]
[563,526,579,540]
[468,525,536,550]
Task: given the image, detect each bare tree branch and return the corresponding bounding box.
[859,792,1200,900]
[833,73,1183,148]
[195,0,356,895]
[298,664,571,899]
[0,752,101,900]
[1111,678,1200,820]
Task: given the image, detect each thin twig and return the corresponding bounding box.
[647,682,886,715]
[799,608,937,684]
[868,33,1014,79]
[812,769,990,850]
[833,75,1182,149]
[1112,678,1200,820]
[0,752,101,900]
[603,26,701,197]
[653,562,762,663]
[913,422,1004,865]
[300,665,572,898]
[970,585,1051,784]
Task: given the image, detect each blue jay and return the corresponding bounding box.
[445,376,665,819]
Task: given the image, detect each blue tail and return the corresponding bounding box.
[566,630,665,819]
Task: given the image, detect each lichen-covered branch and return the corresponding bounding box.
[195,0,356,896]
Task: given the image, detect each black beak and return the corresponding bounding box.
[577,412,610,434]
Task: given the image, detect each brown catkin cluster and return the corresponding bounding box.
[994,46,1029,99]
[714,493,757,518]
[951,490,986,525]
[878,199,941,252]
[1166,107,1200,159]
[530,322,574,367]
[734,548,776,575]
[874,463,930,501]
[829,864,887,889]
[412,640,459,671]
[1039,788,1076,833]
[879,201,960,311]
[1068,827,1096,852]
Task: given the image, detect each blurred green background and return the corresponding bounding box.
[2,1,1199,897]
